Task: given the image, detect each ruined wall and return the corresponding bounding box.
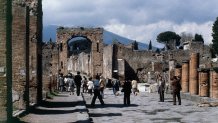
[103,45,113,79]
[0,0,8,121]
[57,27,103,77]
[26,0,43,105]
[115,44,155,80]
[68,52,91,76]
[12,3,29,110]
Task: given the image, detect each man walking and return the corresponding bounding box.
[91,75,105,107]
[74,71,82,96]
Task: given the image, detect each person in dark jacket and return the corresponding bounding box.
[122,80,132,106]
[158,76,165,102]
[171,76,182,105]
[74,71,82,96]
[91,75,105,107]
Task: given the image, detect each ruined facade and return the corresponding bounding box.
[42,42,58,94]
[0,0,42,121]
[57,27,104,77]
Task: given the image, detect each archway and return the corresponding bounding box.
[57,27,104,77]
[67,36,92,75]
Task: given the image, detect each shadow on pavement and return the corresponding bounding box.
[30,108,87,115]
[40,100,84,108]
[86,103,138,108]
[89,113,122,117]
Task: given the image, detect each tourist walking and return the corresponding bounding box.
[58,73,64,92]
[82,76,88,93]
[91,75,104,107]
[67,73,75,95]
[123,80,132,106]
[112,78,119,96]
[74,71,82,96]
[131,80,138,96]
[87,77,94,95]
[99,76,106,98]
[158,76,165,102]
[171,76,182,105]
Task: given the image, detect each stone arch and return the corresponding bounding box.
[57,27,104,77]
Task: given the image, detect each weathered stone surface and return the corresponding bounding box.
[0,0,8,121]
[57,27,104,77]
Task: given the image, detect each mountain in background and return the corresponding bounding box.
[43,25,154,50]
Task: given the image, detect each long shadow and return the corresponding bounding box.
[40,100,84,108]
[86,103,138,108]
[89,113,122,117]
[29,108,87,115]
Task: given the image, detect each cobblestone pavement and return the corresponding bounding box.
[83,88,218,123]
[18,86,218,123]
[19,92,89,123]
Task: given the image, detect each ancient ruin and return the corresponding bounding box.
[1,0,218,122]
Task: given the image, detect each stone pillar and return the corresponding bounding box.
[181,60,189,93]
[12,4,29,110]
[198,69,209,97]
[0,1,7,121]
[169,59,175,89]
[0,0,12,122]
[117,59,125,81]
[210,69,218,99]
[189,53,199,95]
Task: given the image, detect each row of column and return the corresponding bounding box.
[179,53,218,98]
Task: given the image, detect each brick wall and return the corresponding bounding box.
[0,0,7,121]
[12,5,29,110]
[57,27,104,77]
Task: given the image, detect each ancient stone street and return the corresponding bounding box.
[18,86,218,123]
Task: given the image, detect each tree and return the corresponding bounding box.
[148,40,152,50]
[133,40,138,50]
[156,31,181,46]
[194,34,204,43]
[212,17,218,55]
[155,48,160,53]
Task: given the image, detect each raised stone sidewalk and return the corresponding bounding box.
[19,92,90,123]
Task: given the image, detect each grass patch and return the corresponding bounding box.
[46,90,59,99]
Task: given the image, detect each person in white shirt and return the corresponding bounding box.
[87,77,94,95]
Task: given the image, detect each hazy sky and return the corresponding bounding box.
[42,0,218,47]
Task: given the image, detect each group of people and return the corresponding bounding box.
[57,71,83,96]
[58,71,182,107]
[157,75,182,105]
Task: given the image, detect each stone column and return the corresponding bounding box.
[168,59,175,90]
[0,0,12,122]
[181,60,189,93]
[198,69,209,97]
[210,69,218,99]
[189,53,199,95]
[12,4,29,111]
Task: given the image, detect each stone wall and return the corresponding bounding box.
[57,27,104,77]
[12,4,29,110]
[103,45,113,79]
[68,52,91,76]
[0,0,8,121]
[114,43,155,80]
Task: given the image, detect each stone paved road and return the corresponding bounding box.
[19,92,89,123]
[83,88,218,123]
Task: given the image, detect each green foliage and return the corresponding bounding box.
[155,48,160,53]
[212,17,218,55]
[148,40,152,50]
[156,31,181,46]
[133,40,138,50]
[194,34,204,42]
